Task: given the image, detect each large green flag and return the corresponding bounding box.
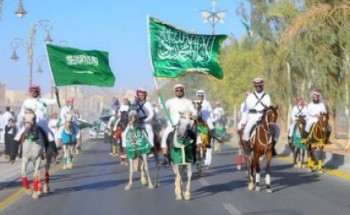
[148,17,227,79]
[46,44,116,87]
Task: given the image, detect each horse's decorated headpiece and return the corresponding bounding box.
[253,77,264,86]
[24,109,36,125]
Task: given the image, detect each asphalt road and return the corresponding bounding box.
[1,140,350,215]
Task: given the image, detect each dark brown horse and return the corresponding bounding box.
[247,106,278,193]
[304,112,329,173]
[289,115,307,168]
[192,100,211,176]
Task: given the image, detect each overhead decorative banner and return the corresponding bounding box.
[46,44,116,87]
[148,17,227,79]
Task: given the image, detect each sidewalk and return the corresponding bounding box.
[0,144,23,188]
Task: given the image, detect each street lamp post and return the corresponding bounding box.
[10,19,53,88]
[200,0,227,35]
[0,0,28,20]
[15,0,27,18]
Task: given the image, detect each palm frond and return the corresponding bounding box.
[280,4,332,44]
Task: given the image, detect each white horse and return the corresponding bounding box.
[168,112,196,200]
[20,110,47,199]
[57,114,81,170]
[123,110,154,190]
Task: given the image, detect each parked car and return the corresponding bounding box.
[89,120,107,139]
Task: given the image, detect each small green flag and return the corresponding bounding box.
[46,44,116,87]
[148,17,227,80]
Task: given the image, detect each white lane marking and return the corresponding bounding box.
[199,178,210,186]
[223,203,242,215]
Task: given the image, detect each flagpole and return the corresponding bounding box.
[44,44,61,108]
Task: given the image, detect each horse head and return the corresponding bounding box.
[262,105,278,137]
[23,109,36,131]
[296,115,306,131]
[118,111,129,130]
[128,110,139,128]
[64,114,74,130]
[192,100,203,119]
[173,111,194,148]
[317,112,329,133]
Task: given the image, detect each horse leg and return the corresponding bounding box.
[174,165,182,200]
[43,155,51,193]
[141,154,154,189]
[265,152,273,193]
[317,148,324,173]
[67,145,73,169]
[253,153,261,192]
[307,146,316,172]
[301,149,306,168]
[62,145,68,170]
[246,155,254,190]
[184,164,192,200]
[296,148,302,168]
[125,159,134,190]
[152,148,160,187]
[32,158,42,199]
[21,157,32,195]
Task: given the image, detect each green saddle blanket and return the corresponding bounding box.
[125,128,151,159]
[214,122,226,138]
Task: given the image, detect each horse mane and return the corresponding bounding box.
[117,111,129,130]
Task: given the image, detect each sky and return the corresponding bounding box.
[0,0,248,94]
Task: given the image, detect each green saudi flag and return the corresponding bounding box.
[148,17,227,79]
[46,44,116,87]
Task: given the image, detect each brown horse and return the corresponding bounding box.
[246,106,278,193]
[192,100,212,176]
[289,115,307,168]
[304,113,329,173]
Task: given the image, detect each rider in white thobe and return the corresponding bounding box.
[196,90,214,167]
[301,90,331,143]
[242,78,272,154]
[161,84,197,152]
[15,84,57,143]
[288,97,308,143]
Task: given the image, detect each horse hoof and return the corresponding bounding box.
[255,186,260,192]
[317,170,324,174]
[32,192,39,199]
[293,164,298,168]
[248,183,254,191]
[148,183,155,189]
[237,165,241,170]
[43,185,50,193]
[141,177,148,186]
[266,188,272,193]
[25,189,33,195]
[184,192,191,200]
[124,183,132,191]
[62,165,67,170]
[176,194,182,200]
